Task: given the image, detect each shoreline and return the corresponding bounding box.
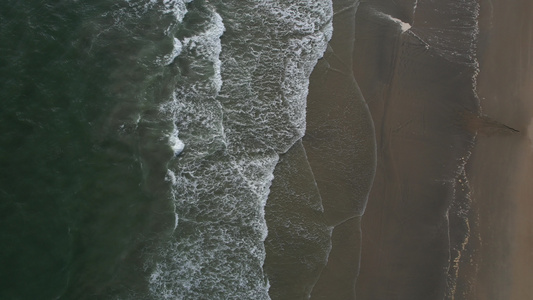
[465,0,533,298]
[353,1,480,299]
[304,0,376,298]
[265,0,532,299]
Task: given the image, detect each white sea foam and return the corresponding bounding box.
[410,0,480,67]
[169,126,185,155]
[392,16,412,32]
[412,0,419,20]
[165,169,177,185]
[215,0,333,153]
[161,37,182,65]
[105,1,334,298]
[148,0,333,298]
[161,0,192,21]
[470,2,481,99]
[120,0,191,21]
[374,10,411,32]
[181,10,224,95]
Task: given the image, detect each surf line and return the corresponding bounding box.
[372,9,412,33]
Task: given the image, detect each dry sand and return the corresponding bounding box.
[465,1,533,299]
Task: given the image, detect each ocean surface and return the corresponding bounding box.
[1,0,334,299]
[0,0,497,299]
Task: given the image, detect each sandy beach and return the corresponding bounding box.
[351,0,533,299]
[464,0,533,299]
[264,0,532,299]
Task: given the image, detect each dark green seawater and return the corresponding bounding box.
[0,1,335,299]
[0,1,181,298]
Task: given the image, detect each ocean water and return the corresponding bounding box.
[0,0,493,299]
[0,0,334,299]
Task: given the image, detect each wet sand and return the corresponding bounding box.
[265,0,376,299]
[266,0,532,299]
[351,0,533,299]
[352,0,479,298]
[304,0,376,299]
[265,140,332,300]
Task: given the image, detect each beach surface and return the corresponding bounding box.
[298,0,532,299]
[464,0,533,299]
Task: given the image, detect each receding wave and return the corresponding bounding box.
[147,1,333,299]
